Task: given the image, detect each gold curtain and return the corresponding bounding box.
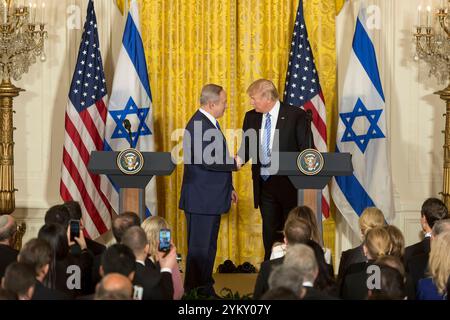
[139,0,340,269]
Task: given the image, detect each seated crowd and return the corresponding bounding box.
[1,198,450,300]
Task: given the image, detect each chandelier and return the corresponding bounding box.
[413,0,450,208]
[0,0,47,215]
[0,0,47,81]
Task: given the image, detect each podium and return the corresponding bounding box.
[275,151,353,243]
[88,151,176,222]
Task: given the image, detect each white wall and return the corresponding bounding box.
[11,0,125,244]
[11,0,445,258]
[335,0,445,261]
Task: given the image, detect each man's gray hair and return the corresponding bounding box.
[267,264,303,295]
[200,84,223,105]
[283,243,318,283]
[0,215,16,242]
[432,219,450,236]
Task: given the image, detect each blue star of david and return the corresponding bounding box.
[340,98,385,153]
[109,97,151,148]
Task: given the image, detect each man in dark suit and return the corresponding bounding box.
[237,79,312,260]
[19,239,70,300]
[121,226,175,300]
[179,84,238,297]
[253,216,311,299]
[405,198,448,263]
[0,215,18,279]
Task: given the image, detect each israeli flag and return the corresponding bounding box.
[332,2,394,234]
[102,0,157,217]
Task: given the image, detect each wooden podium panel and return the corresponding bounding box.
[119,188,145,221]
[298,189,323,245]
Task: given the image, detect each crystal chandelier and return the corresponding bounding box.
[0,0,47,81]
[413,0,450,208]
[0,0,47,215]
[414,0,450,85]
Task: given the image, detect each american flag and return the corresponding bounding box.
[284,0,330,219]
[60,0,112,238]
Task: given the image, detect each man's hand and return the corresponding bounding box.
[231,190,238,204]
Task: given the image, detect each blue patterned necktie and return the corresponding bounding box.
[216,120,221,131]
[261,113,271,180]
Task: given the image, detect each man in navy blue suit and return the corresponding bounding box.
[179,84,238,297]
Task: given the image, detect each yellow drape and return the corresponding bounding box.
[139,0,339,270]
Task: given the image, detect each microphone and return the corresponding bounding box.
[306,109,313,149]
[123,119,133,148]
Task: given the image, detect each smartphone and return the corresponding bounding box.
[69,220,80,241]
[158,228,171,252]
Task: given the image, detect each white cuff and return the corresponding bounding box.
[160,267,172,274]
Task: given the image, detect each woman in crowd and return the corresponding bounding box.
[141,216,184,299]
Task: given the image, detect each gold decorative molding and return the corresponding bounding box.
[0,79,23,214]
[436,84,450,209]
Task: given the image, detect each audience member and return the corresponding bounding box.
[112,212,141,243]
[340,226,392,300]
[283,243,335,300]
[253,217,311,299]
[63,200,106,256]
[2,262,36,300]
[121,226,175,300]
[100,244,136,280]
[0,215,18,278]
[386,225,405,260]
[38,223,93,297]
[18,239,69,300]
[141,216,184,299]
[405,198,448,263]
[279,206,332,265]
[265,265,304,299]
[417,231,450,300]
[94,273,133,300]
[407,219,450,297]
[368,265,406,300]
[337,207,386,281]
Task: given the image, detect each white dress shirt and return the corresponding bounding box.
[199,108,219,129]
[260,101,280,152]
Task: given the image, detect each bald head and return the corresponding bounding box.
[0,215,16,245]
[95,273,133,300]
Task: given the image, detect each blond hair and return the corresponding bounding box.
[428,231,450,294]
[359,207,386,237]
[246,79,279,101]
[141,216,170,261]
[364,227,392,260]
[385,225,405,259]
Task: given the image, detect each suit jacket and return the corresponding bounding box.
[404,237,430,263]
[133,260,173,300]
[32,281,71,300]
[179,110,236,215]
[337,244,366,281]
[238,103,312,208]
[339,261,371,300]
[406,252,429,299]
[0,244,18,278]
[253,257,284,300]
